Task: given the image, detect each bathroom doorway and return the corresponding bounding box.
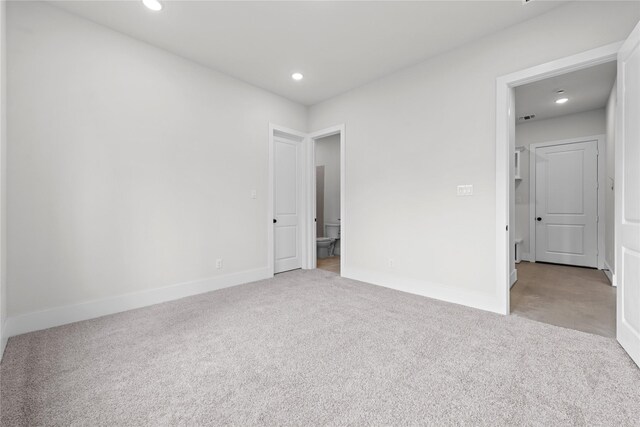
[268,124,344,275]
[308,125,345,275]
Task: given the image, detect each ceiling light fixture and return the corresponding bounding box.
[555,98,569,104]
[143,0,163,11]
[291,72,304,81]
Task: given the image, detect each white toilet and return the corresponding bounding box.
[325,223,341,256]
[316,236,335,259]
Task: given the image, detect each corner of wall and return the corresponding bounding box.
[0,326,7,361]
[604,78,617,272]
[0,0,7,361]
[342,266,504,315]
[304,104,311,134]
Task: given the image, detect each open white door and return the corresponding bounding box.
[274,134,304,274]
[616,21,640,367]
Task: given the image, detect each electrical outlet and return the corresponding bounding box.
[457,185,473,196]
[250,190,257,199]
[388,258,394,268]
[216,259,223,269]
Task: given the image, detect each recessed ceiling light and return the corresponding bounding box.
[555,98,569,104]
[291,72,304,81]
[142,0,163,11]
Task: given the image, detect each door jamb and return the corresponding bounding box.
[496,41,622,315]
[528,135,606,269]
[268,123,308,276]
[307,125,346,273]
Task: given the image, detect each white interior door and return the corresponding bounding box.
[274,136,303,273]
[535,140,598,267]
[616,21,640,367]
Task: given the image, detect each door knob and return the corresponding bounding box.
[536,217,542,221]
[273,219,277,224]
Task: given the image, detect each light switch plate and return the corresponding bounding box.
[457,185,473,196]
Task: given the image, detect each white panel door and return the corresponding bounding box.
[616,22,640,367]
[274,137,302,273]
[535,141,598,267]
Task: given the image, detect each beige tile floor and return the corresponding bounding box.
[317,256,340,274]
[511,261,616,338]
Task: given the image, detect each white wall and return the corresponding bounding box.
[605,80,617,274]
[514,109,607,261]
[315,135,341,229]
[6,2,306,319]
[0,0,7,357]
[308,1,640,312]
[5,0,639,331]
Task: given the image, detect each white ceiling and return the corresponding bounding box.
[51,0,569,106]
[515,61,617,122]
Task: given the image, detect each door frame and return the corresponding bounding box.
[268,124,309,276]
[528,135,605,269]
[268,123,346,275]
[495,41,622,314]
[307,125,346,272]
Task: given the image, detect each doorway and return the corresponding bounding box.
[498,28,640,366]
[268,124,345,276]
[507,61,615,337]
[309,125,345,275]
[314,134,341,274]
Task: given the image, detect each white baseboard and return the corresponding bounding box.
[603,268,613,284]
[4,267,271,338]
[510,269,518,288]
[342,267,502,314]
[603,260,615,286]
[521,252,532,262]
[0,324,7,361]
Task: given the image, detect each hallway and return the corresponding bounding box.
[511,262,616,338]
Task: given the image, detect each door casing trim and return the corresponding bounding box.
[496,41,622,314]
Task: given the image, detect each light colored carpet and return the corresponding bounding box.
[1,269,639,426]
